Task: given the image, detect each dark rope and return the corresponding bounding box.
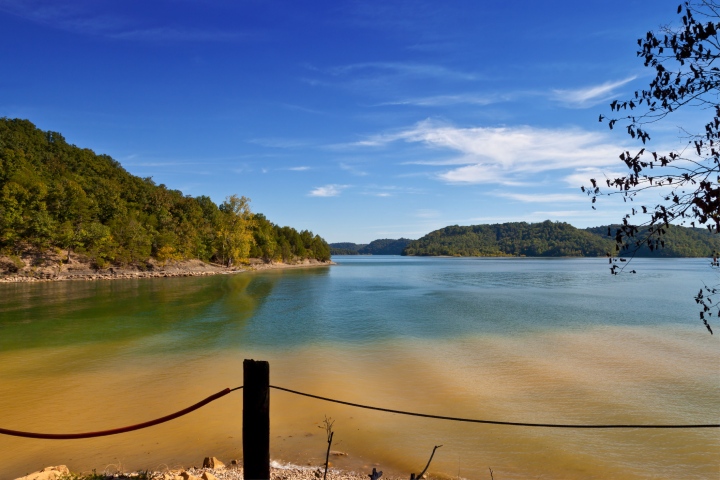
[2,382,717,439]
[0,386,243,439]
[270,385,719,429]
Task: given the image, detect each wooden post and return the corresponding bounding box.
[243,359,270,480]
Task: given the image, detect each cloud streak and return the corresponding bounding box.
[377,93,511,107]
[0,1,247,42]
[496,192,586,203]
[326,62,478,81]
[340,163,369,176]
[303,61,480,95]
[308,184,350,197]
[109,27,247,42]
[552,76,637,108]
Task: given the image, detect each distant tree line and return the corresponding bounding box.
[330,247,362,255]
[0,118,330,267]
[329,238,412,255]
[402,220,720,257]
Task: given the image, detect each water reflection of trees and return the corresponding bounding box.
[0,273,280,354]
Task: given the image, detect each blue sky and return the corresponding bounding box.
[0,0,688,243]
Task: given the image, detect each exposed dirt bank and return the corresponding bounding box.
[0,251,334,283]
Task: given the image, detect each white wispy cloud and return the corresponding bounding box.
[415,209,440,218]
[247,137,309,148]
[303,61,479,95]
[377,93,511,107]
[354,119,624,185]
[552,76,637,108]
[531,210,595,217]
[496,192,586,203]
[279,103,326,115]
[564,168,617,189]
[327,62,477,81]
[0,2,246,42]
[340,163,369,176]
[288,166,310,171]
[0,2,123,33]
[125,161,201,167]
[308,184,350,197]
[109,27,247,42]
[360,184,425,197]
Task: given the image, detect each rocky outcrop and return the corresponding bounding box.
[202,457,225,469]
[179,472,201,480]
[14,465,69,480]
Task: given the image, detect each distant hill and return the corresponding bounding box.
[403,221,611,257]
[329,242,366,255]
[330,238,412,255]
[360,238,413,255]
[586,225,720,257]
[329,242,365,255]
[402,221,720,257]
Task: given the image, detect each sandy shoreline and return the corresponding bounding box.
[16,462,400,480]
[0,255,335,283]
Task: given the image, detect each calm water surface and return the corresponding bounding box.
[0,257,718,479]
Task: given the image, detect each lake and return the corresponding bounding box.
[0,257,718,479]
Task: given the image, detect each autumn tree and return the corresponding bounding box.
[215,194,255,267]
[590,0,720,333]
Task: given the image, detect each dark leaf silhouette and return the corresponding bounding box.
[588,0,720,333]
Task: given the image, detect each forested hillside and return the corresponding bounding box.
[586,225,720,257]
[0,118,330,267]
[329,238,411,255]
[403,221,612,257]
[403,221,720,257]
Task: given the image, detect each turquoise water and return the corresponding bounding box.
[0,257,718,479]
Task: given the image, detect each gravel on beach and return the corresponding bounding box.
[15,464,400,480]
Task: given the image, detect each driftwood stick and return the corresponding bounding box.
[368,467,383,480]
[323,431,334,480]
[410,445,442,480]
[322,416,335,480]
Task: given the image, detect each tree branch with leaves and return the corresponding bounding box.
[587,0,720,333]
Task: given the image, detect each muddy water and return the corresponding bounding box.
[0,257,718,479]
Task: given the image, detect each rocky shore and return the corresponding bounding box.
[15,458,397,480]
[0,252,334,283]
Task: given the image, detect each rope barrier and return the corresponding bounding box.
[1,383,717,440]
[0,386,242,439]
[270,385,720,429]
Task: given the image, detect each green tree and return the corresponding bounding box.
[250,213,278,261]
[110,215,152,265]
[0,182,29,253]
[26,209,56,250]
[0,118,331,269]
